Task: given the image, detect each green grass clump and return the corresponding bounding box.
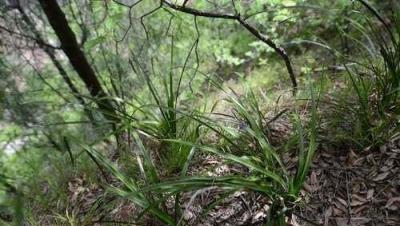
[323,1,400,149]
[83,77,319,225]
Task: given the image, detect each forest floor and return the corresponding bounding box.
[64,110,400,226]
[59,77,400,226]
[297,138,400,226]
[176,121,400,226]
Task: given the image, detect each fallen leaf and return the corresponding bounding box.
[351,200,365,207]
[346,149,358,166]
[337,197,348,207]
[391,148,400,153]
[303,183,312,192]
[333,207,344,216]
[352,194,367,202]
[183,210,194,221]
[335,218,349,226]
[353,204,368,214]
[385,197,400,211]
[252,210,266,222]
[367,189,374,200]
[324,207,333,226]
[372,172,389,181]
[310,172,319,192]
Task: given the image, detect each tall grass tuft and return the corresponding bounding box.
[326,1,400,148]
[127,47,203,174]
[135,81,319,225]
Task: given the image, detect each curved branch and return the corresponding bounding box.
[237,18,297,94]
[162,0,237,20]
[112,0,145,42]
[161,0,298,94]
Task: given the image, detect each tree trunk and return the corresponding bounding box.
[14,5,96,122]
[38,0,118,122]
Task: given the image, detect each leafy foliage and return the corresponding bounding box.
[0,0,399,225]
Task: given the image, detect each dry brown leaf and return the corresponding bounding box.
[324,207,333,226]
[350,200,365,207]
[352,194,367,202]
[303,183,312,192]
[309,172,319,192]
[385,197,400,211]
[353,204,368,214]
[391,148,400,153]
[333,207,344,216]
[287,214,301,226]
[346,149,358,166]
[335,218,350,226]
[384,158,394,167]
[252,210,266,222]
[373,171,389,181]
[367,189,374,200]
[336,197,348,207]
[334,199,348,215]
[353,157,364,166]
[183,210,194,221]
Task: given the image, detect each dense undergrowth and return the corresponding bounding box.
[0,0,399,225]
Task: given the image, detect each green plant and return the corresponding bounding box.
[79,132,178,225]
[77,74,319,225]
[325,1,400,148]
[135,82,319,225]
[125,36,204,174]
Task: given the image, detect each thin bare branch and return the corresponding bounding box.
[161,0,298,94]
[0,24,60,50]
